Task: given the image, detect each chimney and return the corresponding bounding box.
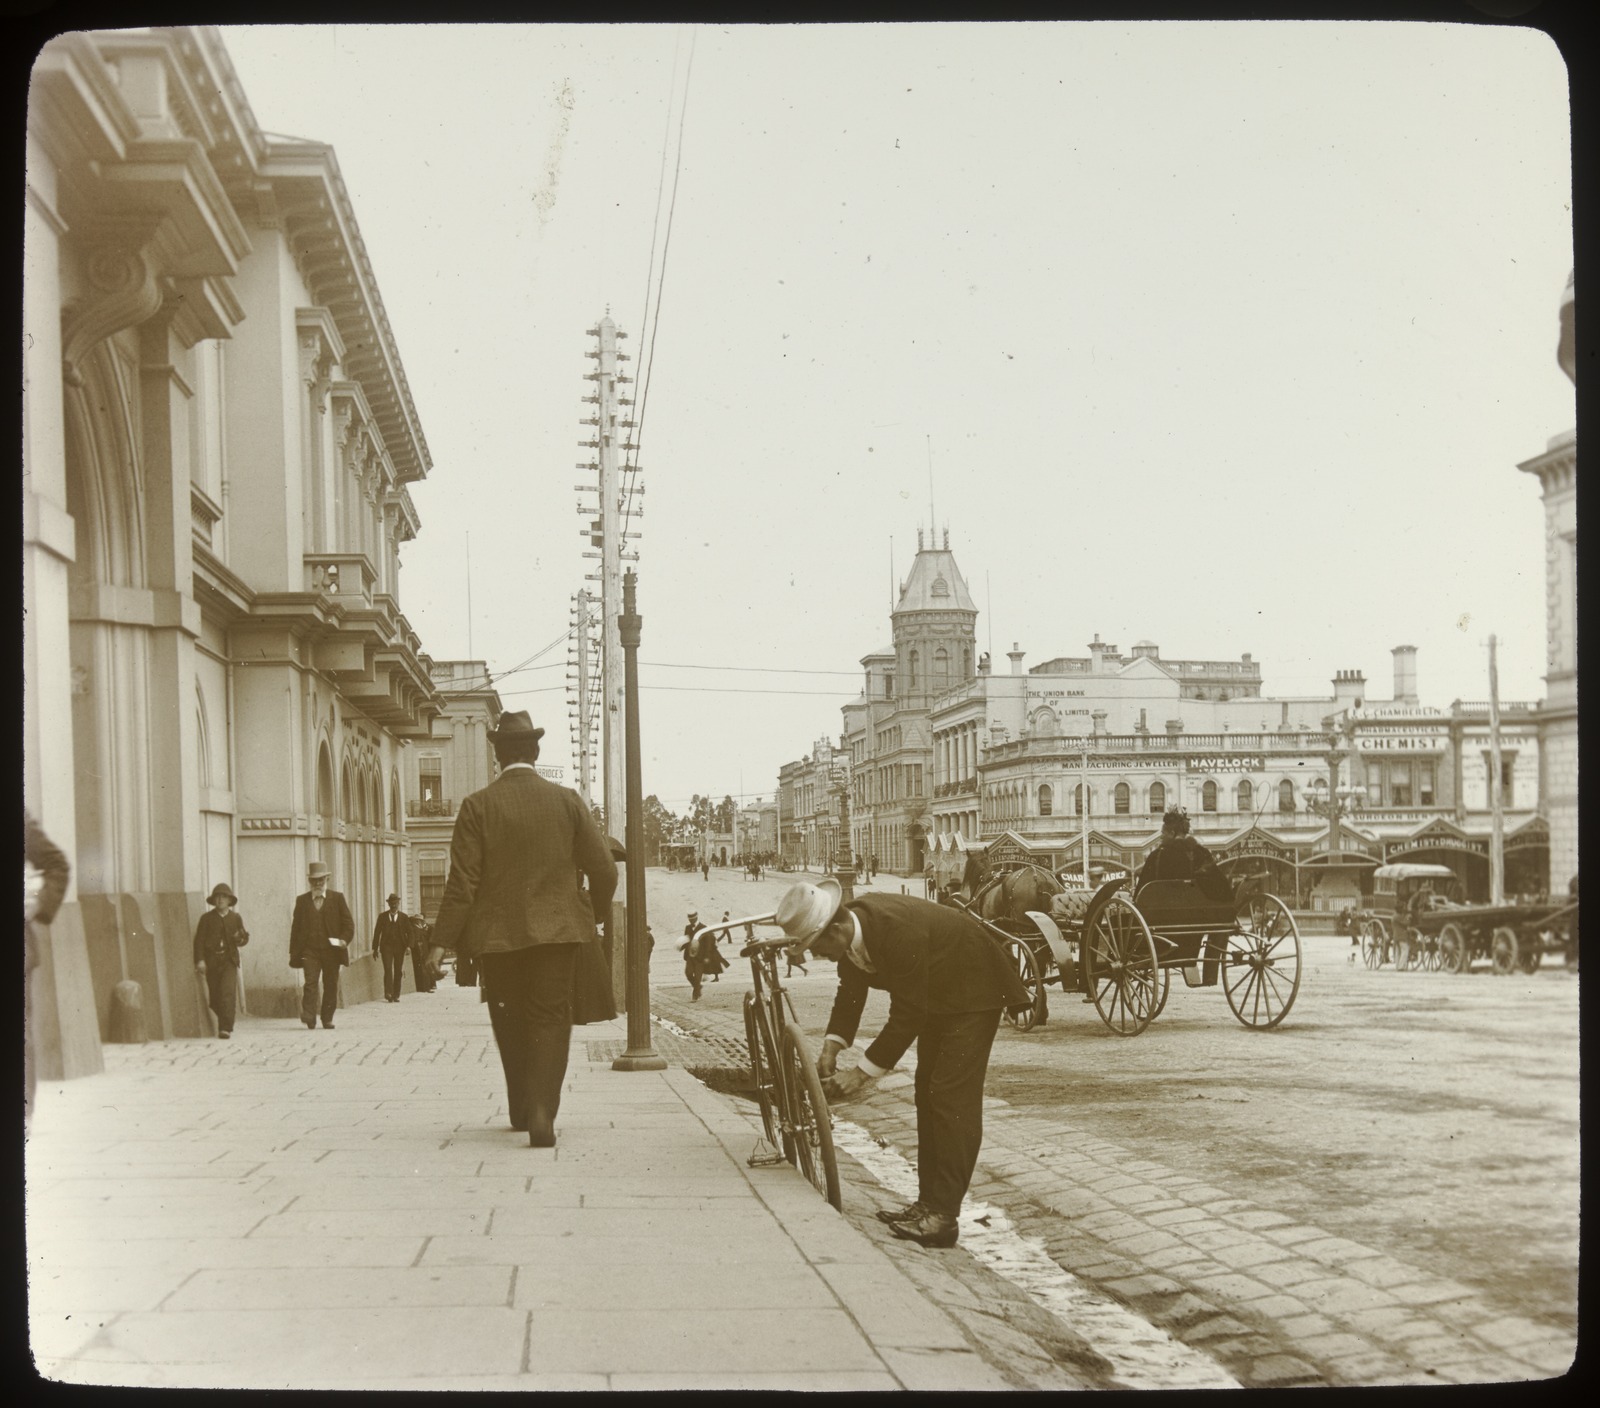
[1332,668,1366,708]
[1277,699,1294,734]
[1137,708,1149,734]
[1165,719,1183,740]
[1008,643,1026,676]
[978,652,991,676]
[1391,645,1419,705]
[1092,709,1107,737]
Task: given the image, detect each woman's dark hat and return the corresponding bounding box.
[490,710,544,743]
[207,883,237,904]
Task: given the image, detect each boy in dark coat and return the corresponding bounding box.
[193,883,249,1038]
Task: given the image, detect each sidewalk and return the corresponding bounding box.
[24,984,1010,1390]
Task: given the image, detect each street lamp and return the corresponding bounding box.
[1304,716,1367,908]
[831,766,855,903]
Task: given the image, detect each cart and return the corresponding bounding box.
[1355,864,1462,970]
[1414,897,1577,975]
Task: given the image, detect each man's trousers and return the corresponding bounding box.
[299,952,342,1026]
[479,943,579,1138]
[381,947,408,1001]
[205,963,239,1035]
[912,1006,1002,1217]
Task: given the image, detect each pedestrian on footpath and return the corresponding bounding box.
[289,860,354,1030]
[681,910,707,1000]
[410,913,438,992]
[374,893,411,1001]
[24,809,71,1125]
[193,883,249,1038]
[775,879,1030,1250]
[703,912,734,982]
[426,712,616,1148]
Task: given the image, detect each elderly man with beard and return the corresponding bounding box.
[773,877,1029,1249]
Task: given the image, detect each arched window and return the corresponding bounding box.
[1278,779,1295,813]
[1032,708,1059,737]
[1074,784,1087,816]
[316,743,336,823]
[1039,784,1053,816]
[909,651,919,688]
[935,647,949,682]
[963,647,972,679]
[1202,780,1218,812]
[1149,781,1166,815]
[369,771,381,829]
[1237,779,1253,813]
[1114,782,1130,815]
[390,770,401,830]
[932,575,950,597]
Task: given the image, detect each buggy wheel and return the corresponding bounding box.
[1361,918,1388,969]
[1491,927,1519,976]
[1084,894,1161,1036]
[1225,894,1302,1029]
[779,1023,842,1210]
[743,994,780,1147]
[1438,923,1468,975]
[1517,942,1541,975]
[1150,962,1173,1019]
[1423,937,1442,972]
[1002,934,1048,1032]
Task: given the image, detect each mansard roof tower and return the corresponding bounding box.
[894,527,978,705]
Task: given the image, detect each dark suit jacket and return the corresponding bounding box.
[374,909,412,953]
[430,767,617,962]
[289,890,355,967]
[194,910,250,967]
[824,894,1030,1072]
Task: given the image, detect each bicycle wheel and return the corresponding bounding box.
[743,992,780,1146]
[779,1022,842,1210]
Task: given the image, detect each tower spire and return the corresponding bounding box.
[926,434,936,544]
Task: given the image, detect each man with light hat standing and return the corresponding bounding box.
[193,883,249,1039]
[374,892,412,1002]
[775,877,1030,1249]
[289,860,354,1030]
[426,712,616,1148]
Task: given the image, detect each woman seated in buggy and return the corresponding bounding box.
[1135,807,1234,905]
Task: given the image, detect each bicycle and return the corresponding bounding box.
[692,918,841,1209]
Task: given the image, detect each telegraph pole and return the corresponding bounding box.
[1487,635,1505,905]
[567,590,597,807]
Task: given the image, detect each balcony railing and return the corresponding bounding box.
[306,552,378,606]
[407,797,454,818]
[934,778,979,798]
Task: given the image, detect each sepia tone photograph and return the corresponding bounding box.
[22,12,1575,1390]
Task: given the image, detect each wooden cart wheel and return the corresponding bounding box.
[1490,927,1519,976]
[1361,918,1387,969]
[1438,922,1468,975]
[1224,894,1303,1028]
[1423,936,1442,972]
[1001,934,1049,1032]
[1517,942,1541,975]
[1083,894,1162,1036]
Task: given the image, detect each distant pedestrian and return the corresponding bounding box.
[701,913,732,983]
[375,893,411,1001]
[410,913,438,992]
[682,911,708,999]
[428,711,616,1148]
[289,860,354,1030]
[702,860,710,881]
[193,883,249,1038]
[25,810,70,1124]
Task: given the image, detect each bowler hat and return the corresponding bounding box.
[386,892,401,904]
[307,861,331,880]
[207,883,237,905]
[606,835,627,861]
[490,710,544,743]
[774,878,842,944]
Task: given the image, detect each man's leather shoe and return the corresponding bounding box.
[322,1021,335,1030]
[303,1019,315,1029]
[888,1210,959,1249]
[876,1200,926,1225]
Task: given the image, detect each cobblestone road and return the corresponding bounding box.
[640,868,1578,1388]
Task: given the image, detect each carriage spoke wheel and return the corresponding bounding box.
[779,1023,842,1210]
[1002,934,1049,1032]
[1424,937,1442,972]
[1225,894,1303,1028]
[1361,919,1387,969]
[1490,927,1519,976]
[1516,936,1541,975]
[1438,923,1468,976]
[1084,895,1161,1036]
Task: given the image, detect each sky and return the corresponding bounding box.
[218,21,1574,819]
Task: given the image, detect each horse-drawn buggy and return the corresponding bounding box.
[962,860,1303,1037]
[1356,863,1578,975]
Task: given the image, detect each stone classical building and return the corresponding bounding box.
[24,27,446,1071]
[1518,271,1577,891]
[841,528,977,874]
[777,738,847,869]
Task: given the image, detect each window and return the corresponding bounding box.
[909,651,918,688]
[884,673,894,700]
[1149,781,1166,814]
[1074,784,1087,816]
[1278,779,1295,814]
[935,647,949,683]
[418,854,448,921]
[1388,762,1412,807]
[1039,784,1053,816]
[1202,781,1218,812]
[1237,779,1253,813]
[419,755,442,803]
[1114,782,1130,815]
[1367,760,1384,807]
[1419,762,1435,806]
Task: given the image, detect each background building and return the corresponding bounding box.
[777,739,847,869]
[24,27,445,1067]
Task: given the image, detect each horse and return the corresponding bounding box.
[973,864,1067,928]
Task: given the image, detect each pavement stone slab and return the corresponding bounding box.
[162,1265,514,1310]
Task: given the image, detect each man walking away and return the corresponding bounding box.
[427,712,616,1148]
[194,883,249,1037]
[681,911,707,1000]
[776,878,1029,1250]
[375,893,411,1001]
[289,861,354,1030]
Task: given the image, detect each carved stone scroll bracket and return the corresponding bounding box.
[61,240,165,385]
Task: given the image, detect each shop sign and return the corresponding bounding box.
[1223,835,1294,861]
[986,839,1028,870]
[1391,832,1487,857]
[1353,726,1447,752]
[1506,822,1549,852]
[1352,704,1444,718]
[1188,754,1264,772]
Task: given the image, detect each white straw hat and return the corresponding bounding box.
[773,878,843,943]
